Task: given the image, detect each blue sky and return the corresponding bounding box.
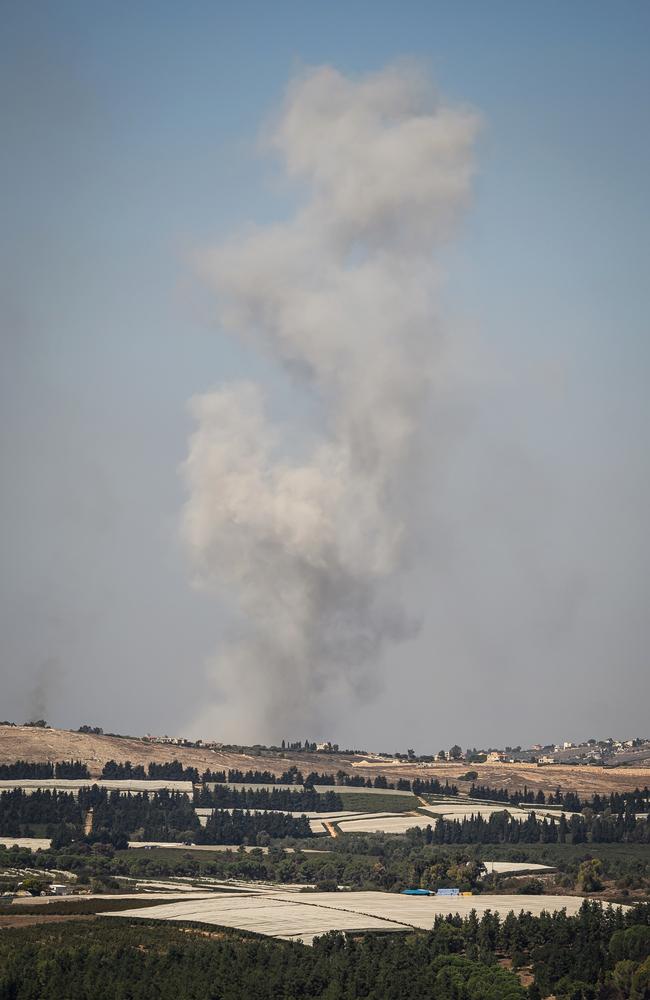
[1,1,648,749]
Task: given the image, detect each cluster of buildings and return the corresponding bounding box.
[389,736,650,767]
[141,735,342,754]
[451,738,650,767]
[532,737,650,767]
[143,734,223,750]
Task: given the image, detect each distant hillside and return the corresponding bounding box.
[1,724,649,795]
[0,725,361,778]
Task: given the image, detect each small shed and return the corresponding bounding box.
[50,884,73,896]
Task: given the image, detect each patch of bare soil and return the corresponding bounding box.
[498,957,535,989]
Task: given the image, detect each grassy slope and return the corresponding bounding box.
[333,792,420,813]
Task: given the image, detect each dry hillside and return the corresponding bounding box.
[1,725,648,796]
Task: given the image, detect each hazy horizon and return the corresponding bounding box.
[1,2,649,752]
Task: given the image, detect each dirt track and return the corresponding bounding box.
[1,725,648,796]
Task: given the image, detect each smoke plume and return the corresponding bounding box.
[182,64,479,741]
[28,656,61,724]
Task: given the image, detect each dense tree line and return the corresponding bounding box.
[88,789,200,842]
[0,761,55,779]
[218,768,332,785]
[0,760,90,779]
[53,760,91,778]
[217,769,459,796]
[0,787,316,846]
[1,902,649,998]
[0,839,382,888]
[412,778,460,796]
[196,808,312,845]
[224,768,281,783]
[469,783,650,815]
[201,768,227,782]
[101,760,147,778]
[421,900,650,998]
[0,921,526,1000]
[206,768,311,784]
[0,788,200,843]
[147,760,200,781]
[407,811,650,846]
[101,759,200,781]
[326,772,460,796]
[0,789,82,835]
[338,773,459,795]
[2,829,649,899]
[196,785,344,812]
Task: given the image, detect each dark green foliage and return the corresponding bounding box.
[1,903,649,998]
[0,896,192,916]
[0,760,55,779]
[217,768,460,796]
[0,788,200,843]
[148,760,200,782]
[2,829,648,896]
[516,879,545,894]
[469,784,650,816]
[101,759,147,778]
[609,924,650,963]
[100,759,200,781]
[0,920,526,1000]
[406,810,650,846]
[0,789,83,835]
[87,788,200,841]
[196,808,312,844]
[54,760,91,778]
[226,768,282,783]
[0,759,89,779]
[196,785,344,811]
[201,768,227,782]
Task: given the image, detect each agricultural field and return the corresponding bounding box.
[324,792,421,812]
[0,838,51,851]
[481,861,556,875]
[194,791,583,839]
[312,785,415,797]
[0,779,193,795]
[320,799,571,836]
[101,887,622,946]
[194,807,366,832]
[106,892,401,944]
[418,799,579,822]
[334,814,430,835]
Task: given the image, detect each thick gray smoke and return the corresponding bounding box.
[182,65,479,741]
